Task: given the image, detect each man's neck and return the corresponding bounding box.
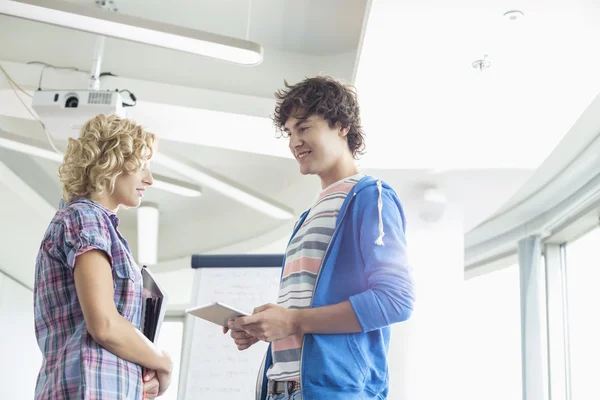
[319,158,359,189]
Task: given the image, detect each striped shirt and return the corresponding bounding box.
[34,197,144,399]
[267,173,364,382]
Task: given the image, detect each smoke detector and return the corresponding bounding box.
[504,10,524,21]
[472,54,491,71]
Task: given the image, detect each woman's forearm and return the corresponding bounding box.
[73,250,171,374]
[92,315,171,373]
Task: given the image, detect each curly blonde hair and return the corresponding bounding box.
[59,114,156,202]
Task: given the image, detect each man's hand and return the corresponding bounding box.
[231,303,299,342]
[222,326,260,351]
[143,370,159,399]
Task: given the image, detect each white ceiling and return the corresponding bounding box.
[4,0,598,170]
[0,0,598,287]
[356,0,600,169]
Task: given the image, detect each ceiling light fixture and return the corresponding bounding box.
[0,133,202,197]
[0,0,264,65]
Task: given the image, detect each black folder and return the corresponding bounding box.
[141,266,168,343]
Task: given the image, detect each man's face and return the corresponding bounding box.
[285,112,350,178]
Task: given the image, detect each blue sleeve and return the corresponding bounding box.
[349,188,415,332]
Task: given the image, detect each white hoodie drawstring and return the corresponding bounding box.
[375,180,385,246]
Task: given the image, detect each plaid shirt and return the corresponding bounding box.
[34,197,144,399]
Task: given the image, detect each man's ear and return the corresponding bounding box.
[338,124,350,138]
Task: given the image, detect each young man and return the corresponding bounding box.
[225,76,415,400]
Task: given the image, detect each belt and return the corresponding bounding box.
[267,380,301,395]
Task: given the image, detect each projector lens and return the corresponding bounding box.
[65,96,79,108]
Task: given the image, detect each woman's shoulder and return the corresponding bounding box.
[43,201,114,250]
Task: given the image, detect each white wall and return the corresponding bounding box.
[0,271,42,398]
[388,203,466,399]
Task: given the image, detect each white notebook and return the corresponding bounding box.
[185,301,249,331]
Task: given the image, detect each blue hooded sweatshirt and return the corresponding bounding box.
[256,176,415,400]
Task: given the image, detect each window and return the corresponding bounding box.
[156,319,184,400]
[565,227,600,400]
[463,265,523,400]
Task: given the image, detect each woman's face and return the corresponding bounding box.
[107,159,154,210]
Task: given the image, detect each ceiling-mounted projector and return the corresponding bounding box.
[32,90,126,140]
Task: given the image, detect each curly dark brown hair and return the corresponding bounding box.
[272,76,366,159]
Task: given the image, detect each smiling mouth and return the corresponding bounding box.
[136,189,145,197]
[297,150,312,160]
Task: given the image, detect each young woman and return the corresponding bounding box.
[34,114,172,399]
